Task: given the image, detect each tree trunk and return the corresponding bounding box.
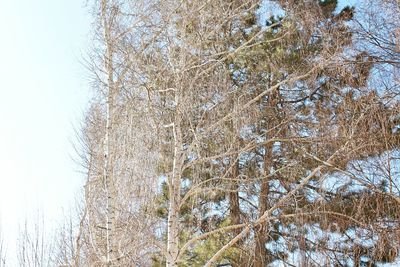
[229,155,241,230]
[167,192,180,267]
[101,0,116,264]
[166,118,183,267]
[229,155,246,267]
[254,143,273,267]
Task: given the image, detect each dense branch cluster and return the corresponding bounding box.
[10,0,400,266]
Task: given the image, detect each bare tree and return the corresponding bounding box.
[64,0,400,266]
[0,224,6,267]
[17,214,53,267]
[70,0,162,265]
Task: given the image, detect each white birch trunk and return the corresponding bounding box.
[166,79,184,266]
[166,119,183,267]
[101,0,116,264]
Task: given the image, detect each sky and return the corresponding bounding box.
[0,0,90,262]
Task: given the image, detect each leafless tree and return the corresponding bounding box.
[0,225,6,267]
[64,0,400,266]
[70,0,162,265]
[17,214,53,267]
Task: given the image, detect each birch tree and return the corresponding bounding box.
[145,0,400,265]
[72,0,161,265]
[67,0,400,266]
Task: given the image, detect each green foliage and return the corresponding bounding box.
[179,219,242,267]
[319,0,338,15]
[151,0,399,265]
[155,182,169,219]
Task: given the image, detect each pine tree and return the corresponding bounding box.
[63,0,400,266]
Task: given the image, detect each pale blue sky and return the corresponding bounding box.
[0,0,90,260]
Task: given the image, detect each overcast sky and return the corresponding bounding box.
[0,0,90,262]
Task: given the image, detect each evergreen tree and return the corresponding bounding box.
[61,0,400,266]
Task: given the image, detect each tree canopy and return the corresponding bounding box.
[49,0,400,266]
